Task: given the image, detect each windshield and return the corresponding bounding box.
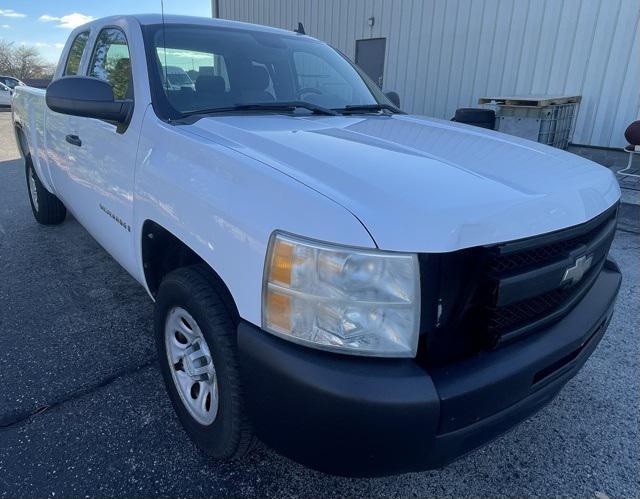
[145,24,391,118]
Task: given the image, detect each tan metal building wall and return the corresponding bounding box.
[217,0,639,148]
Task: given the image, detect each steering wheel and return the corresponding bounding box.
[296,87,323,98]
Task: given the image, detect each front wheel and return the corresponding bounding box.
[154,265,255,459]
[25,156,66,225]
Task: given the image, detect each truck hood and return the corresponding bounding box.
[186,114,620,252]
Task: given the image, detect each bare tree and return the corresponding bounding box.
[0,40,13,74]
[0,40,56,80]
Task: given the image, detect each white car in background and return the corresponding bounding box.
[0,75,26,90]
[163,65,195,90]
[0,82,12,106]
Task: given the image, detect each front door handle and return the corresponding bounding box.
[65,134,82,147]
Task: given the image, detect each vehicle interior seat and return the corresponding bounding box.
[194,74,228,108]
[238,66,275,103]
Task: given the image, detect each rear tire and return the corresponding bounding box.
[154,264,255,459]
[25,156,66,225]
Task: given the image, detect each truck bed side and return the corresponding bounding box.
[12,87,56,193]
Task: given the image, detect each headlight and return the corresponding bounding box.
[262,232,420,357]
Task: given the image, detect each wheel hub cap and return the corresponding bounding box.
[165,307,219,425]
[182,342,215,381]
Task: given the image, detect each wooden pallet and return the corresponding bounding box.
[478,95,581,107]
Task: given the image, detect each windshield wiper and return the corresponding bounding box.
[180,101,338,118]
[234,102,339,116]
[333,104,404,115]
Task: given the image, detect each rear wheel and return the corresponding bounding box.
[25,156,66,225]
[154,265,255,459]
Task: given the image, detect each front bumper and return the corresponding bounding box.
[237,260,621,477]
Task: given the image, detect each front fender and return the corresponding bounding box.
[133,113,375,325]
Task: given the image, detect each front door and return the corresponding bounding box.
[47,30,90,201]
[355,38,386,88]
[58,26,139,276]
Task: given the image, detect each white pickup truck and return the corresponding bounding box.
[12,14,622,477]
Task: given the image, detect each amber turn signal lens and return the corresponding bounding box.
[266,290,291,332]
[269,239,293,286]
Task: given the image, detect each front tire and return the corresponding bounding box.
[154,265,255,459]
[25,156,66,225]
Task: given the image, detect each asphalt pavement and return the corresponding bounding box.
[0,108,638,496]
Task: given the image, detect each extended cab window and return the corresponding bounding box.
[88,28,133,100]
[63,31,89,76]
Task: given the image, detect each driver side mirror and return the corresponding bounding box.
[385,91,400,108]
[46,76,133,123]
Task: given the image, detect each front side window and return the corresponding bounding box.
[145,24,391,118]
[63,31,90,76]
[88,28,133,100]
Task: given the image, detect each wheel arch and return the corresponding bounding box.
[140,219,240,323]
[14,122,30,158]
[14,120,58,196]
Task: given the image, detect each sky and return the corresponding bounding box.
[0,0,211,63]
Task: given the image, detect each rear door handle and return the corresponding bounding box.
[65,134,82,147]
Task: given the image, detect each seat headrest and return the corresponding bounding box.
[239,66,270,91]
[195,75,225,94]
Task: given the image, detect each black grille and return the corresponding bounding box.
[488,286,572,332]
[484,205,617,344]
[416,204,618,366]
[489,217,613,274]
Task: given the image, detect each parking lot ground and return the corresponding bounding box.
[1,108,638,496]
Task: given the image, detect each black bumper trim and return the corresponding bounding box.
[237,262,621,477]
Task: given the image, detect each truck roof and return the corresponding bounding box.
[78,14,308,38]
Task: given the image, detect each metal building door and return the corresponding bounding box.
[355,38,386,88]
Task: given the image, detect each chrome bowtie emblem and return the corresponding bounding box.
[562,254,593,286]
